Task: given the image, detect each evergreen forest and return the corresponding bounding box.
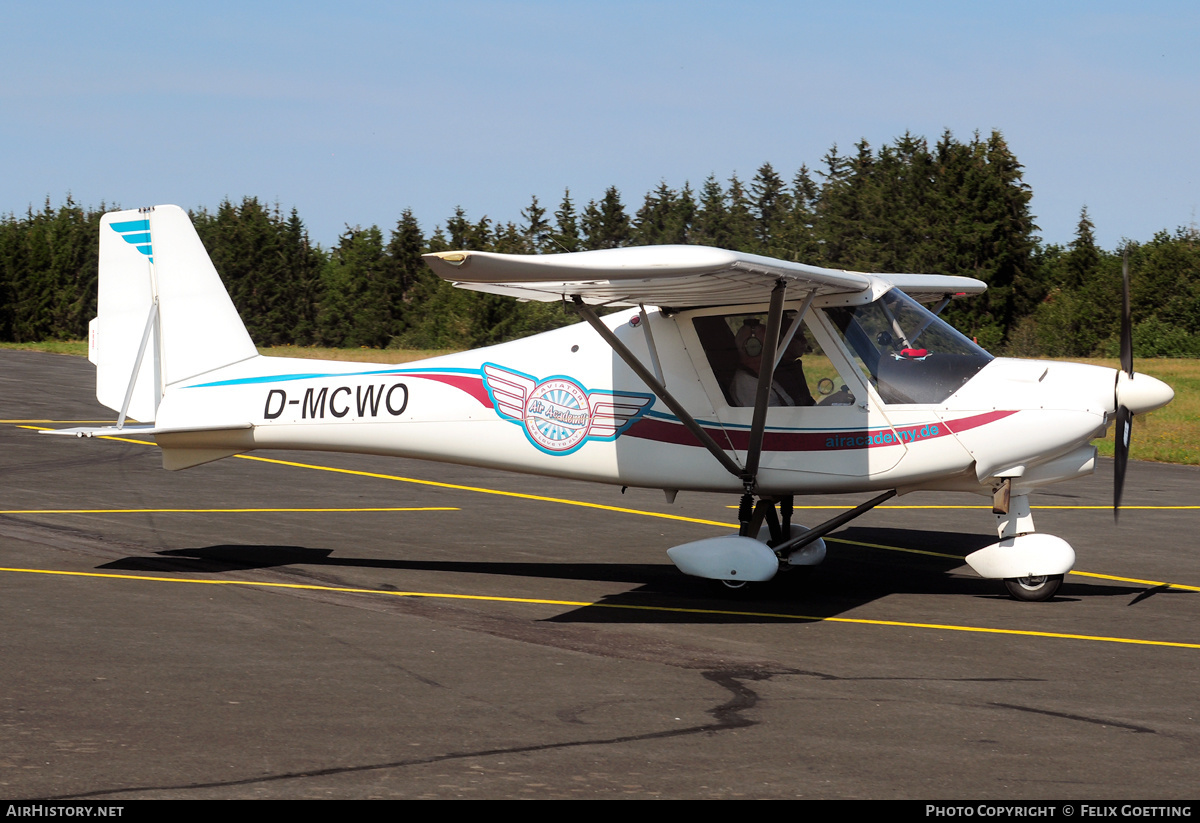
[3,130,1198,357]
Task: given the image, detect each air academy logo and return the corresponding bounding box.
[483,364,653,455]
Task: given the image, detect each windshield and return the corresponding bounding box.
[825,289,993,405]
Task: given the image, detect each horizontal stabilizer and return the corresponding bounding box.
[41,422,252,439]
[160,447,245,470]
[41,422,253,471]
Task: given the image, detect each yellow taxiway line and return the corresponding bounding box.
[729,504,1200,510]
[17,424,1200,593]
[0,507,456,514]
[1,565,1197,651]
[43,429,735,528]
[824,538,1200,592]
[16,424,1200,595]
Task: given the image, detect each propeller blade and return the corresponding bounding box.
[1114,252,1133,520]
[1114,404,1131,518]
[1120,252,1133,377]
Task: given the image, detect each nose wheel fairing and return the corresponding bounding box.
[963,491,1075,601]
[965,534,1076,582]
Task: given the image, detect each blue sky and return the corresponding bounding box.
[4,1,1197,253]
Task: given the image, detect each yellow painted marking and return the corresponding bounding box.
[5,420,115,424]
[0,507,457,514]
[233,453,735,528]
[1068,570,1200,593]
[87,434,154,444]
[824,538,1200,591]
[23,425,1200,593]
[2,565,1198,650]
[1029,506,1200,510]
[826,536,962,560]
[26,428,734,528]
[728,504,1200,511]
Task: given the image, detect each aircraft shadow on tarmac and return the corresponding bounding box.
[94,525,1161,622]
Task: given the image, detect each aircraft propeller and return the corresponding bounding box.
[1108,254,1137,518]
[1113,253,1133,518]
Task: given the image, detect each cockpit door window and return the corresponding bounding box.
[692,311,854,409]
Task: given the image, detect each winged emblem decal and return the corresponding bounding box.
[482,364,653,455]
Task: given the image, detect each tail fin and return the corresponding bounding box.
[92,205,257,422]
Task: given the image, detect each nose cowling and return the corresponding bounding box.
[1115,371,1174,415]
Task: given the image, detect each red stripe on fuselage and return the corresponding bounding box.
[403,373,494,408]
[624,410,1016,452]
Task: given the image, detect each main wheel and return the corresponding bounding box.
[1003,574,1063,602]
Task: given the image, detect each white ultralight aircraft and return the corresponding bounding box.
[46,205,1175,601]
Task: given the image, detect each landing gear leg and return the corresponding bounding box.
[997,495,1060,602]
[737,491,755,537]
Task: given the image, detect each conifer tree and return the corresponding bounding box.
[581,187,631,249]
[193,197,322,346]
[0,213,18,339]
[552,189,582,253]
[386,209,426,340]
[279,207,324,346]
[519,195,551,253]
[691,175,730,249]
[445,207,471,249]
[724,173,756,252]
[491,221,526,254]
[813,143,858,265]
[317,226,393,348]
[934,131,1038,349]
[871,133,937,273]
[776,165,820,262]
[675,182,697,242]
[750,162,789,255]
[1065,206,1100,290]
[633,181,691,245]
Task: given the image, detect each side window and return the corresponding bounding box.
[691,312,854,408]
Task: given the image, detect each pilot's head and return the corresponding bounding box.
[735,319,808,373]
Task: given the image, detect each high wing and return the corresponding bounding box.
[422,245,986,308]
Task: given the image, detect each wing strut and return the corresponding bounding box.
[571,297,743,480]
[743,280,787,486]
[772,489,897,554]
[118,296,160,429]
[637,304,665,386]
[772,290,815,370]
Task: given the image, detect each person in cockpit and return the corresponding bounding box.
[730,320,815,407]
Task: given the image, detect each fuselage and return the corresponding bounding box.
[150,298,1160,500]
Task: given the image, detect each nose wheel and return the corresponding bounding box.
[1003,574,1063,602]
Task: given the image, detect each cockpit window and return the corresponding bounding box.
[691,312,855,408]
[825,289,993,405]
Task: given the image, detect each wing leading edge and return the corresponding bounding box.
[422,245,986,308]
